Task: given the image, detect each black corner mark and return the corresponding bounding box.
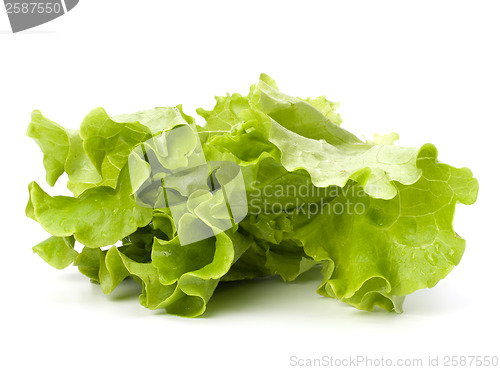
[4,0,79,33]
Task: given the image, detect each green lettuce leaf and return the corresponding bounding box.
[79,106,194,192]
[27,74,478,317]
[27,166,153,248]
[292,144,478,312]
[28,106,195,196]
[32,236,78,269]
[27,110,70,186]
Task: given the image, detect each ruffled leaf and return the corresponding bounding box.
[32,236,78,269]
[27,167,153,248]
[292,144,478,312]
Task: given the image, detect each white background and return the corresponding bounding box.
[1,1,499,369]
